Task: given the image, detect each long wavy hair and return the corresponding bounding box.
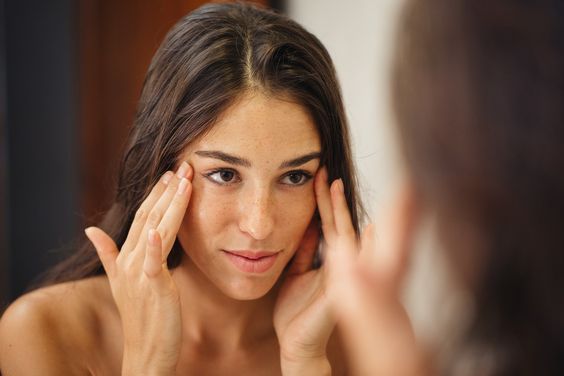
[41,2,364,285]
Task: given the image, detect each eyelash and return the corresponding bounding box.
[203,168,313,187]
[204,168,241,186]
[280,170,313,186]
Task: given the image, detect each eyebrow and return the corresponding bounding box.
[195,150,251,167]
[194,150,321,169]
[279,152,321,168]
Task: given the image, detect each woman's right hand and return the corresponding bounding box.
[85,162,193,376]
[326,186,424,375]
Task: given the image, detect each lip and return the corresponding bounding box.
[223,250,280,273]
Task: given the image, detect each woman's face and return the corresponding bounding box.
[177,92,321,300]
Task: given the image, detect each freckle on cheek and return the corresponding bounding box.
[195,196,230,224]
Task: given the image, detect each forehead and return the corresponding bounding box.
[189,92,321,157]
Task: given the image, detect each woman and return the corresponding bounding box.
[329,0,564,374]
[0,3,364,375]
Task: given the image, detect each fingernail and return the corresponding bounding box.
[337,179,344,193]
[162,171,173,185]
[177,177,188,195]
[176,161,188,178]
[186,164,194,180]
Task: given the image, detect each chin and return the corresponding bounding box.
[219,275,280,301]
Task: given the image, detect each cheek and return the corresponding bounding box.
[276,188,317,246]
[180,179,317,252]
[180,181,232,243]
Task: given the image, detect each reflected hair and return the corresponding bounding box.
[394,0,564,374]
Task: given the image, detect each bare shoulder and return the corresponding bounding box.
[0,276,117,375]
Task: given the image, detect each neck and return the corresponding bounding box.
[171,255,279,351]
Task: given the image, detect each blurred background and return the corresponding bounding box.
[2,0,423,318]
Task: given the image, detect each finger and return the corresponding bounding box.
[156,177,193,259]
[326,230,419,374]
[336,266,419,376]
[372,183,418,290]
[327,179,358,263]
[359,223,376,259]
[143,228,164,278]
[326,186,422,375]
[325,227,357,303]
[330,179,356,240]
[287,218,320,275]
[122,171,174,252]
[135,163,192,253]
[314,167,336,242]
[85,226,119,279]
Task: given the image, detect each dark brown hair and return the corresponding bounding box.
[394,0,564,374]
[42,3,363,284]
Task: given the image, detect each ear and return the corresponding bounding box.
[361,178,420,293]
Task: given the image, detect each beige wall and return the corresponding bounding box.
[288,0,405,218]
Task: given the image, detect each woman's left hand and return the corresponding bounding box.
[273,167,358,375]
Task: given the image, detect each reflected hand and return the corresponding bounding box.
[327,185,424,375]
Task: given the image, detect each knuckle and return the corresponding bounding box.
[157,226,170,241]
[166,178,180,192]
[343,228,356,239]
[170,195,187,209]
[134,207,148,222]
[115,257,129,274]
[147,210,163,227]
[321,223,333,234]
[122,258,138,276]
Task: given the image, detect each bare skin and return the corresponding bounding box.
[0,93,354,375]
[327,183,428,375]
[0,274,347,375]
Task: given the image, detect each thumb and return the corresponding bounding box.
[85,226,119,278]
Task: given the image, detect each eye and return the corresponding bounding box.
[280,171,313,186]
[205,169,240,185]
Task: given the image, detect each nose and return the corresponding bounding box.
[238,185,275,240]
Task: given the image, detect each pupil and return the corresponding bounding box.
[289,173,302,184]
[220,171,234,181]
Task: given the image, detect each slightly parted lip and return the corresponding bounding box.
[222,250,280,259]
